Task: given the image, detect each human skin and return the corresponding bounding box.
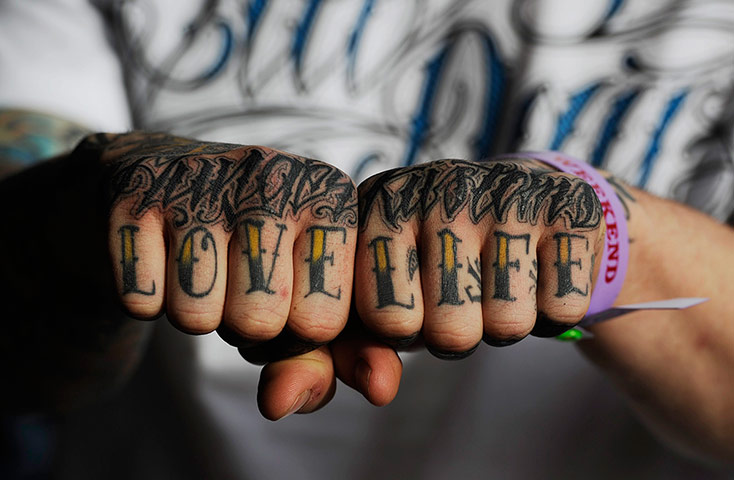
[351,157,734,464]
[3,111,734,464]
[0,120,398,416]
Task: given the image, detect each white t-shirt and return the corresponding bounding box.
[2,0,734,478]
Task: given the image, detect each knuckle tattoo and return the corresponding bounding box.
[105,133,357,302]
[359,159,602,312]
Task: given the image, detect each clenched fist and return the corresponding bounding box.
[93,132,358,360]
[354,157,605,358]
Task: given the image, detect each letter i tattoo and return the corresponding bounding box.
[438,229,464,306]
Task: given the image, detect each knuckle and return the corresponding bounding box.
[166,304,221,334]
[359,308,422,340]
[121,298,162,320]
[542,306,586,325]
[483,314,534,341]
[223,305,288,341]
[425,322,482,353]
[286,308,346,343]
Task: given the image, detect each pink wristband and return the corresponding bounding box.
[522,151,629,316]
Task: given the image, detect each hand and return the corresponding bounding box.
[91,131,403,417]
[81,132,359,361]
[354,157,605,357]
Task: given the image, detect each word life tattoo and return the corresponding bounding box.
[361,159,601,308]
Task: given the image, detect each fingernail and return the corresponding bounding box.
[284,390,311,418]
[426,341,480,360]
[483,334,526,347]
[355,359,371,398]
[531,312,576,338]
[378,331,420,348]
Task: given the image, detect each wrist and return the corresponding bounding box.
[520,151,630,315]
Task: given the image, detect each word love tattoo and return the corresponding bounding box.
[105,133,357,300]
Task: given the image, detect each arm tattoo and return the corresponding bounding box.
[603,173,636,221]
[358,159,602,232]
[0,109,89,177]
[98,133,357,232]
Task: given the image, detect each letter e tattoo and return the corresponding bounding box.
[553,232,589,297]
[305,226,346,299]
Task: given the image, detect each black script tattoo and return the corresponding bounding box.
[177,226,218,298]
[492,232,530,302]
[553,232,589,298]
[603,173,636,221]
[305,226,346,299]
[465,257,482,303]
[118,225,156,296]
[358,159,602,232]
[529,259,538,295]
[369,237,415,309]
[407,247,419,282]
[241,219,287,294]
[105,133,357,231]
[437,229,464,306]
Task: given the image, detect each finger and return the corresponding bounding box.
[287,224,356,344]
[330,324,403,406]
[166,224,228,334]
[257,346,337,420]
[109,203,165,319]
[220,218,294,345]
[354,227,424,346]
[481,228,539,346]
[237,328,321,365]
[419,219,483,358]
[533,229,596,337]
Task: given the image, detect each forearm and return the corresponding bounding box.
[0,114,149,413]
[580,186,734,463]
[0,109,89,177]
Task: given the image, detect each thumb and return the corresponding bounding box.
[257,346,336,421]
